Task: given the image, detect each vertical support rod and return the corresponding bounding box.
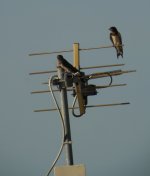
[57,66,74,165]
[73,43,85,115]
[73,43,80,69]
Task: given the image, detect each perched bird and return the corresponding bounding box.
[109,26,123,58]
[57,55,80,74]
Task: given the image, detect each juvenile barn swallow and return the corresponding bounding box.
[57,55,80,74]
[109,26,123,58]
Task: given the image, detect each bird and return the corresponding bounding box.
[109,26,123,58]
[57,55,81,75]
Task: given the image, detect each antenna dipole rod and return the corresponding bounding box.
[88,69,136,79]
[80,63,125,70]
[29,49,73,56]
[28,44,123,56]
[41,69,136,84]
[33,102,130,112]
[29,70,56,75]
[29,64,125,75]
[79,44,124,51]
[31,84,127,94]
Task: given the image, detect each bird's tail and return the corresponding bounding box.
[117,52,123,58]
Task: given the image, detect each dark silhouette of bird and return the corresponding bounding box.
[109,26,123,58]
[57,55,80,74]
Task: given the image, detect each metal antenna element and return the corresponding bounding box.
[29,63,125,75]
[29,44,123,56]
[34,102,130,112]
[31,84,127,94]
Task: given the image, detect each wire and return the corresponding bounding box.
[45,75,65,176]
[88,72,113,93]
[71,73,112,118]
[107,73,113,87]
[72,95,84,117]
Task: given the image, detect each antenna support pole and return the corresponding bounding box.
[57,66,74,165]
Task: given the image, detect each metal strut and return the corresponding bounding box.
[57,66,74,165]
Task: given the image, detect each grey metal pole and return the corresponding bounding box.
[57,66,74,165]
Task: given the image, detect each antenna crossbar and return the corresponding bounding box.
[29,64,125,75]
[34,102,130,112]
[28,44,124,56]
[41,69,136,85]
[31,84,127,94]
[87,69,136,79]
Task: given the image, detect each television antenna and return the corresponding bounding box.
[29,43,135,176]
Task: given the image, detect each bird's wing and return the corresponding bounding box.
[58,57,79,73]
[118,32,122,44]
[118,32,123,53]
[110,33,115,45]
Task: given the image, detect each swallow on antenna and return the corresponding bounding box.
[57,55,81,75]
[109,26,123,58]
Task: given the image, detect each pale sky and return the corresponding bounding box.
[0,1,150,176]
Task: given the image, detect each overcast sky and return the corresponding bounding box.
[0,0,150,176]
